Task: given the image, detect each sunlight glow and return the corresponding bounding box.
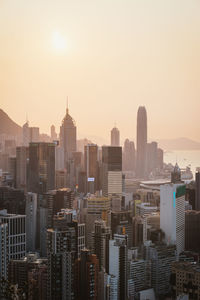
[52,31,67,51]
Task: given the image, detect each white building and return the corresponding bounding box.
[0,222,8,279]
[0,209,26,261]
[26,192,37,252]
[160,183,185,255]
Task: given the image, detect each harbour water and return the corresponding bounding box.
[164,150,200,177]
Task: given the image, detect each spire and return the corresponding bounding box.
[66,96,69,115]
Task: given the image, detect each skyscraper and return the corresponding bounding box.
[136,106,147,178]
[28,142,55,194]
[111,126,120,146]
[123,139,135,172]
[50,124,57,141]
[160,164,185,255]
[195,171,200,210]
[16,146,29,190]
[84,144,99,193]
[60,107,76,167]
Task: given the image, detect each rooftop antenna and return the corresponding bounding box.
[66,96,69,114]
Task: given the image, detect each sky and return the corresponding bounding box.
[0,0,200,144]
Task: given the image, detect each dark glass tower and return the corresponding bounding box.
[136,106,147,178]
[28,142,55,194]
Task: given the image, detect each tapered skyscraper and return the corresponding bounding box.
[111,126,120,146]
[60,107,77,167]
[136,106,147,178]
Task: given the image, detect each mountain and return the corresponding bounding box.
[0,109,22,136]
[156,137,200,151]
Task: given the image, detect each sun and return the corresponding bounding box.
[52,31,67,51]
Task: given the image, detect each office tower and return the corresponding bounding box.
[23,121,29,147]
[157,148,164,170]
[29,127,40,142]
[93,220,111,273]
[47,209,85,299]
[72,151,83,188]
[85,196,111,249]
[84,144,99,193]
[51,124,57,141]
[55,169,67,189]
[160,164,185,255]
[185,210,200,251]
[26,192,37,252]
[16,146,29,190]
[111,211,133,248]
[127,256,151,299]
[0,222,8,280]
[28,142,55,194]
[132,216,145,247]
[171,261,200,299]
[123,139,135,172]
[55,146,65,170]
[195,172,200,210]
[102,146,122,209]
[109,234,128,300]
[8,253,47,299]
[0,186,26,214]
[136,106,147,178]
[8,156,16,187]
[75,249,99,300]
[145,243,176,297]
[111,126,120,146]
[0,209,26,261]
[146,141,158,174]
[60,107,76,166]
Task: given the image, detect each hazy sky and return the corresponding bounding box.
[0,0,200,144]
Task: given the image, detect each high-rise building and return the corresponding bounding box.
[157,148,164,170]
[8,253,47,300]
[23,121,29,147]
[111,211,133,248]
[0,209,26,261]
[123,139,135,172]
[16,146,29,190]
[0,222,8,280]
[145,243,176,297]
[136,106,147,178]
[84,144,99,193]
[51,124,57,141]
[28,142,55,194]
[109,234,128,300]
[160,164,185,255]
[102,146,122,209]
[111,126,120,146]
[85,196,111,248]
[75,249,99,300]
[171,261,200,299]
[26,192,37,252]
[29,127,40,142]
[146,141,158,174]
[185,210,200,252]
[195,172,200,211]
[0,186,26,215]
[47,209,85,299]
[93,220,111,273]
[60,107,76,166]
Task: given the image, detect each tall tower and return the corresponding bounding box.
[111,126,120,146]
[28,142,55,194]
[60,106,77,167]
[160,164,185,255]
[136,106,147,178]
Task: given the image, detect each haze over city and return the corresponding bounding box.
[1,0,200,143]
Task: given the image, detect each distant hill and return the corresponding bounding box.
[156,137,200,151]
[0,109,22,136]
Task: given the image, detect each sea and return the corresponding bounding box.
[164,150,200,177]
